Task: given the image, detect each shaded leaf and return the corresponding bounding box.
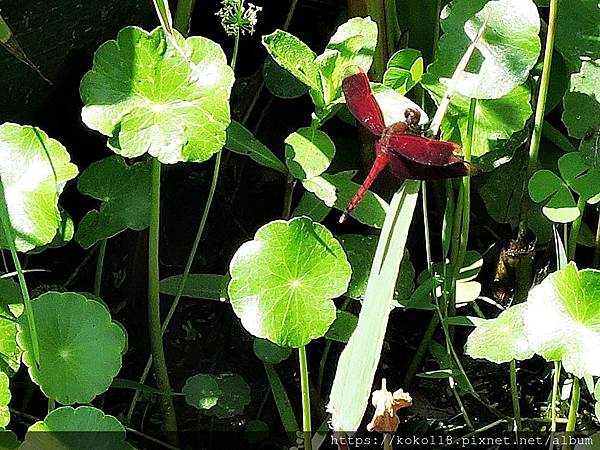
[563,60,600,139]
[182,373,221,410]
[225,121,287,173]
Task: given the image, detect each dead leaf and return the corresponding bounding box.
[367,379,412,433]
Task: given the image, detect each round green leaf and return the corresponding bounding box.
[17,292,127,404]
[0,123,78,252]
[21,406,130,450]
[76,156,151,248]
[253,339,291,364]
[524,263,600,378]
[465,303,534,363]
[204,373,251,418]
[182,373,221,410]
[427,0,540,99]
[563,60,600,139]
[228,217,351,347]
[80,26,234,164]
[285,128,335,180]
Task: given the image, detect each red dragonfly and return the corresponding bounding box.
[339,67,471,223]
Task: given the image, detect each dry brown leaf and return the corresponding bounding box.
[367,378,412,433]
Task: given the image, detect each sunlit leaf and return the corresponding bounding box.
[425,0,540,99]
[466,303,534,363]
[80,26,234,164]
[0,373,10,427]
[524,263,600,378]
[228,217,351,347]
[285,128,335,180]
[0,124,78,252]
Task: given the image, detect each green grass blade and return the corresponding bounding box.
[263,362,299,433]
[0,177,40,366]
[327,180,420,431]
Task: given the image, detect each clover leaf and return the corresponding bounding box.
[524,263,600,378]
[558,152,600,204]
[0,124,78,252]
[80,26,234,164]
[21,406,131,450]
[75,156,151,249]
[228,217,351,347]
[425,0,540,100]
[17,292,127,404]
[562,60,600,139]
[528,169,579,223]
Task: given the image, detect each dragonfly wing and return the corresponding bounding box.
[386,133,463,166]
[342,67,385,136]
[387,153,469,180]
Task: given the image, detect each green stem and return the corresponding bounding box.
[550,361,561,432]
[594,211,600,268]
[566,377,580,434]
[517,0,559,242]
[148,159,178,443]
[94,240,107,297]
[282,174,296,219]
[298,346,312,450]
[567,197,586,260]
[403,313,439,387]
[174,0,196,35]
[510,360,522,435]
[0,180,39,365]
[127,3,239,421]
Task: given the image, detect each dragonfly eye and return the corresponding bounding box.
[404,108,421,127]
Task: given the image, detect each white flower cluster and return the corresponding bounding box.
[216,0,262,36]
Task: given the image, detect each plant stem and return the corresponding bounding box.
[566,377,580,434]
[0,180,39,365]
[174,0,196,36]
[567,197,586,260]
[510,360,522,435]
[127,1,238,420]
[517,0,559,242]
[148,158,178,443]
[594,212,600,268]
[94,239,107,297]
[550,361,561,432]
[298,346,312,450]
[282,174,296,219]
[403,313,439,387]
